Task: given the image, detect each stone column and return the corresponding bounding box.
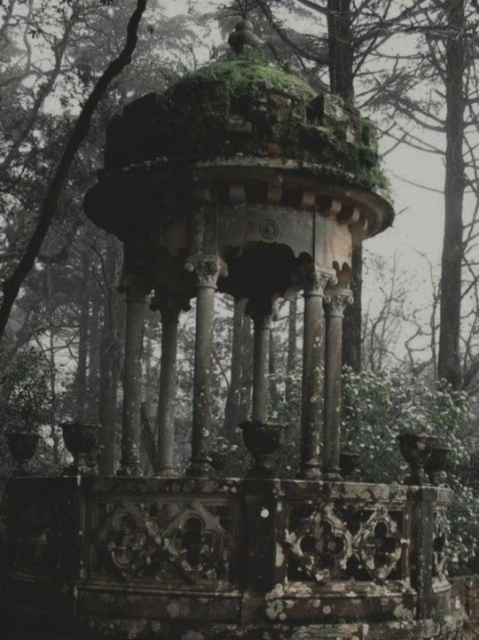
[187,256,226,476]
[246,299,274,423]
[322,286,353,480]
[296,265,334,479]
[151,292,189,477]
[118,277,149,476]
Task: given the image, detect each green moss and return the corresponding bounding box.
[358,145,379,168]
[172,55,316,101]
[107,49,390,196]
[298,123,337,146]
[360,116,379,152]
[358,162,390,193]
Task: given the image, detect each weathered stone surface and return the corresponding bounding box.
[1,615,471,640]
[5,476,460,639]
[83,50,394,301]
[100,55,382,192]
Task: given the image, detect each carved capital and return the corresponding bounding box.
[245,298,275,327]
[293,265,336,295]
[324,287,353,318]
[185,255,228,288]
[150,291,190,323]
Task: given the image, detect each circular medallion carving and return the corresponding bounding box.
[259,219,279,240]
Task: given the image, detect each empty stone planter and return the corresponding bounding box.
[7,432,40,474]
[60,421,101,476]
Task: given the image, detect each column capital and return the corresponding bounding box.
[293,265,336,295]
[150,291,190,324]
[245,298,275,328]
[324,287,354,318]
[185,255,228,288]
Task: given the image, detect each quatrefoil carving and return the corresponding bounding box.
[286,505,353,583]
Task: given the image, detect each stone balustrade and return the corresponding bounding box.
[6,476,454,639]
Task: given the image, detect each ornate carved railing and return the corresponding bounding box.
[6,477,452,636]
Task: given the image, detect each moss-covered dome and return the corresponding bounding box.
[104,51,385,192]
[84,20,394,299]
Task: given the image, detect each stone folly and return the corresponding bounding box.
[5,19,470,640]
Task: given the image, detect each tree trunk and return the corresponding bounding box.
[45,268,60,466]
[238,312,253,423]
[98,237,122,475]
[269,317,281,410]
[286,295,298,403]
[438,0,465,390]
[223,299,245,437]
[140,402,159,474]
[140,316,156,474]
[75,253,89,418]
[88,295,101,417]
[98,308,118,474]
[0,0,149,343]
[49,322,60,466]
[342,245,362,372]
[327,0,354,101]
[327,0,360,371]
[143,315,156,421]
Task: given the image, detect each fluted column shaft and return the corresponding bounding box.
[187,256,226,476]
[118,278,148,476]
[323,286,353,480]
[296,266,334,479]
[246,299,274,423]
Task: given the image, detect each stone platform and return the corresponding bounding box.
[5,476,455,639]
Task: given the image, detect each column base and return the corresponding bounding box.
[153,467,177,478]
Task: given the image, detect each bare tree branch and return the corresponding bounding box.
[0,0,149,343]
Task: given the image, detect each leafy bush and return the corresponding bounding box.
[0,347,59,502]
[341,368,479,575]
[213,364,479,575]
[0,347,54,433]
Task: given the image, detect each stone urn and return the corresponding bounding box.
[240,421,283,477]
[339,451,361,479]
[397,432,436,485]
[7,432,40,474]
[60,421,101,476]
[424,445,451,485]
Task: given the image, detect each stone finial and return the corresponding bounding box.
[228,19,261,54]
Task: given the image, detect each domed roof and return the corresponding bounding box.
[102,22,386,194]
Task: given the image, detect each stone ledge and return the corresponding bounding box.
[3,608,467,640]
